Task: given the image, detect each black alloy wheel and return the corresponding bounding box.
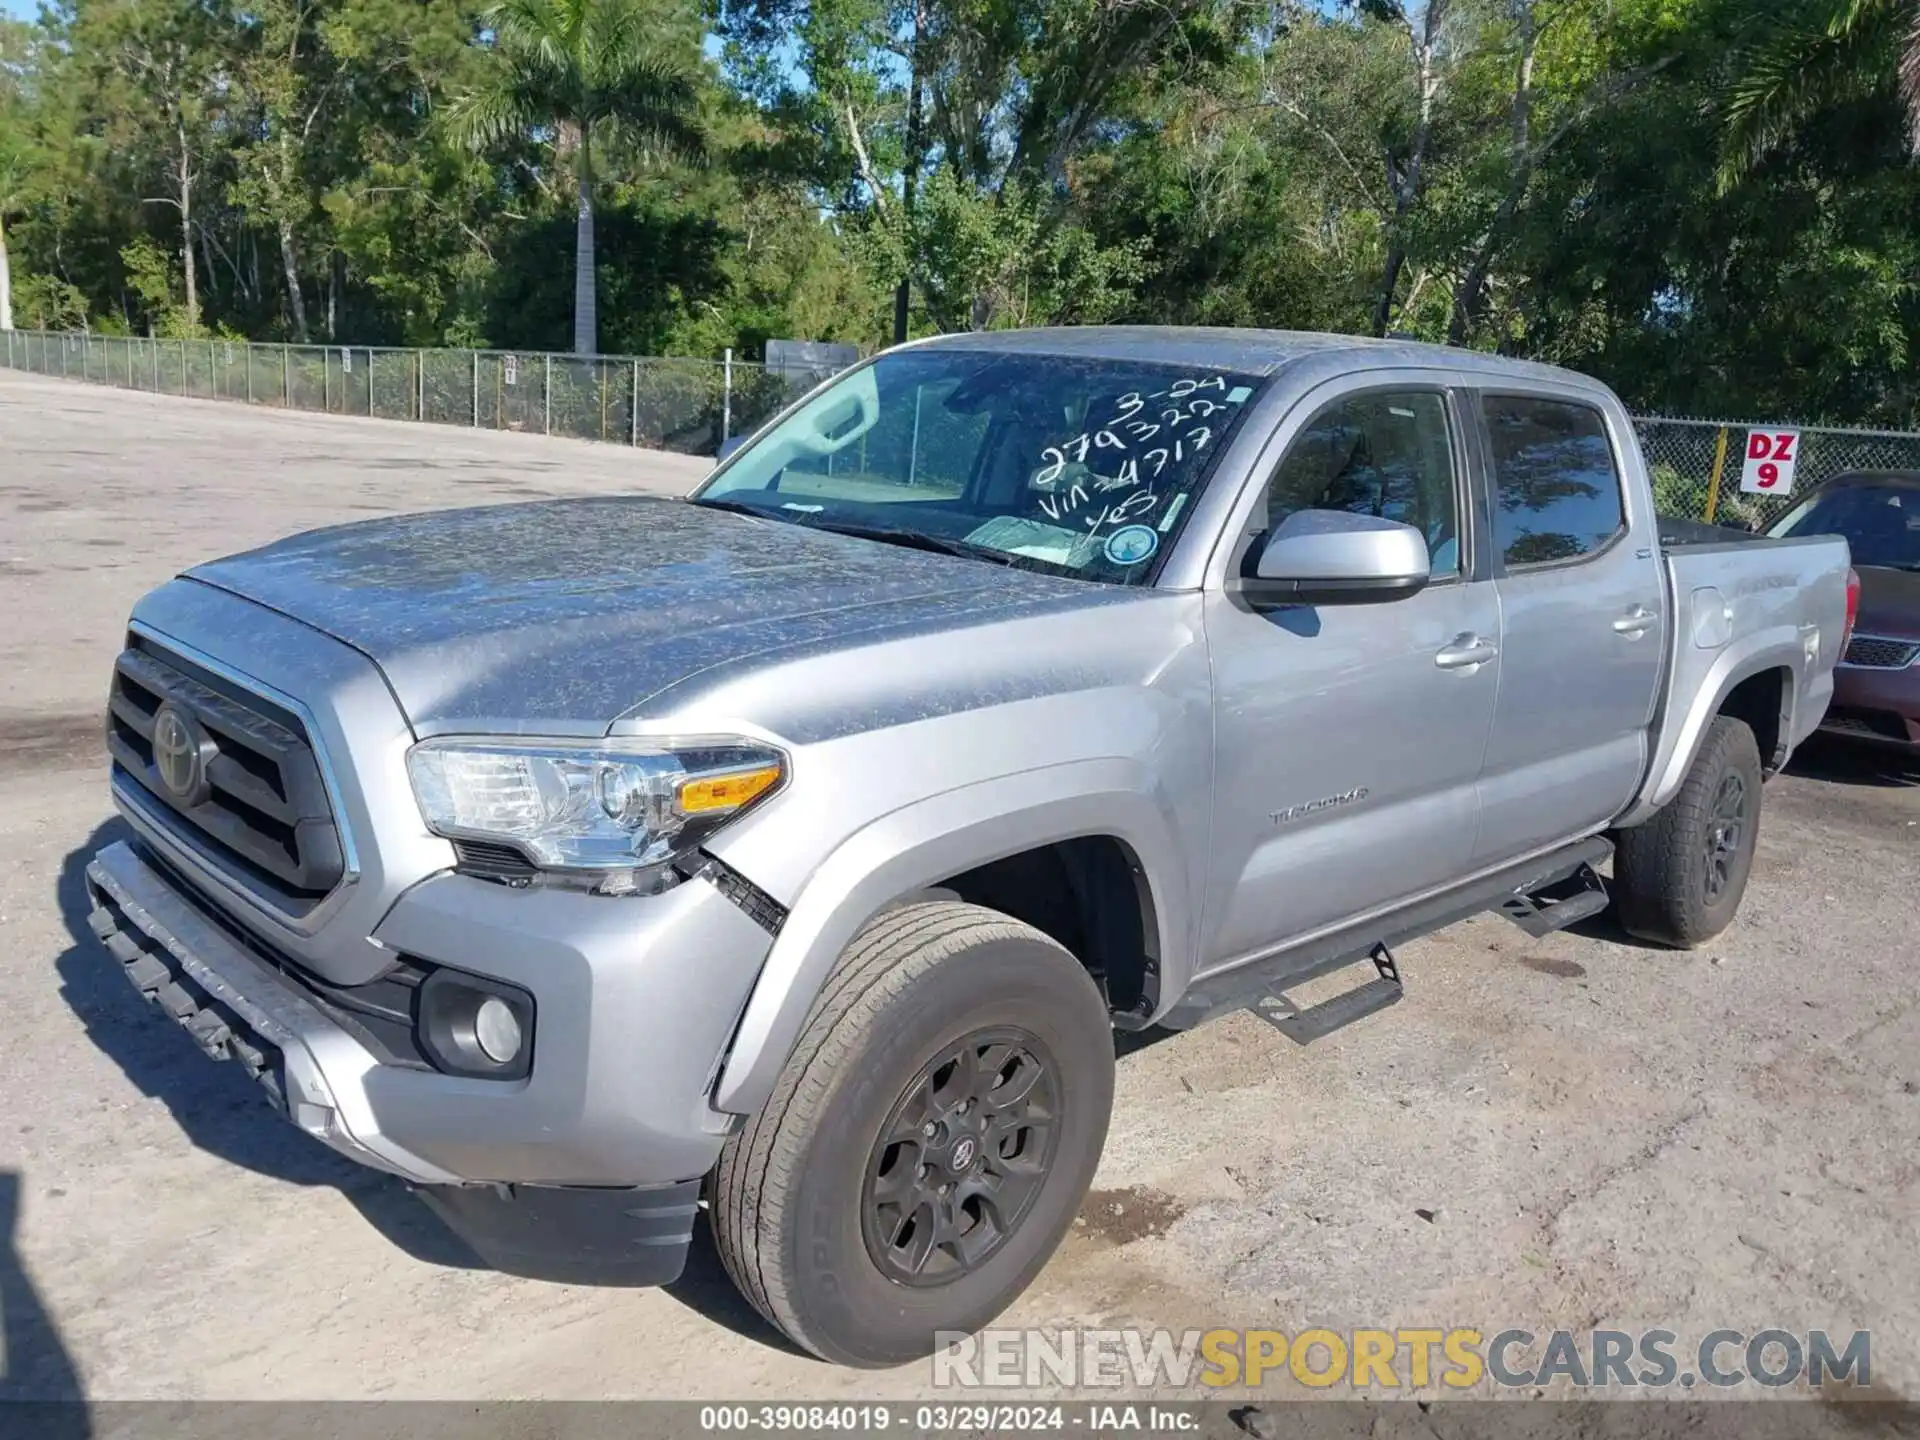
[1702,770,1749,904]
[861,1027,1060,1286]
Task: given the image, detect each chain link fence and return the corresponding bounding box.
[0,329,812,458]
[11,331,1920,503]
[1633,416,1920,531]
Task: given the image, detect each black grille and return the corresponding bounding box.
[108,639,345,912]
[1843,635,1920,669]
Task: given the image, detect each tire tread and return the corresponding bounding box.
[711,901,1078,1360]
[1613,715,1762,947]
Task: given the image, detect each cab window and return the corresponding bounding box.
[1265,391,1460,576]
[1481,395,1625,567]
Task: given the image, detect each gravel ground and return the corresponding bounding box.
[0,368,1915,1422]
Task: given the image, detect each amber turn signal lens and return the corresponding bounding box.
[677,764,782,815]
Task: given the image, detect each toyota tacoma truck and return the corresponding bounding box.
[86,328,1856,1367]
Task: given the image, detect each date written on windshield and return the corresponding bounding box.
[1030,375,1247,531]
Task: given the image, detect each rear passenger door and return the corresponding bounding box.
[1472,391,1666,865]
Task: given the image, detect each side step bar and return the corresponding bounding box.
[1498,861,1609,938]
[1163,835,1615,1033]
[1251,943,1403,1045]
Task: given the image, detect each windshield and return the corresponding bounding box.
[1771,483,1920,570]
[694,349,1264,582]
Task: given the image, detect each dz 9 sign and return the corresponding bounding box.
[1740,429,1800,496]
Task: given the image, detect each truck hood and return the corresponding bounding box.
[185,495,1120,734]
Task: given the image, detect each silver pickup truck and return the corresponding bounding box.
[86,328,1854,1367]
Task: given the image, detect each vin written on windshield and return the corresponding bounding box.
[693,349,1264,583]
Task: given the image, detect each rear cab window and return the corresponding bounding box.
[1480,395,1626,568]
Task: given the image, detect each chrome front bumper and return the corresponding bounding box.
[86,840,466,1186]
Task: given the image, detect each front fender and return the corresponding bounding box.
[708,758,1192,1116]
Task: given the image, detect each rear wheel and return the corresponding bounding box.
[1613,715,1764,947]
[711,902,1114,1367]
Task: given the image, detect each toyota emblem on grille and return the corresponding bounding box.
[151,703,212,806]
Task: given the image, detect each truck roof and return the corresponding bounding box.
[909,325,1588,387]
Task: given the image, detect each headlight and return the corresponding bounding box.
[406,737,784,891]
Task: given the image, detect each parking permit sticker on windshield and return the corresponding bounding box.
[1104,525,1159,567]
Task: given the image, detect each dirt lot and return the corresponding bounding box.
[1,368,1916,1415]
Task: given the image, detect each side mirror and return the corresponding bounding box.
[1231,509,1431,609]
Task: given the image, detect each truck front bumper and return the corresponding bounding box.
[85,838,773,1284]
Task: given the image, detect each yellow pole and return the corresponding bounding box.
[1703,426,1729,523]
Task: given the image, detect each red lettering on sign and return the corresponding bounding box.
[1747,433,1774,460]
[1772,432,1796,463]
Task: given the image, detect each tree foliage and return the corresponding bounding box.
[0,0,1917,424]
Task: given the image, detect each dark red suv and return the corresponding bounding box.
[1769,472,1920,754]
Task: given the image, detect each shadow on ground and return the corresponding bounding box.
[1,1170,91,1436]
[1786,734,1920,789]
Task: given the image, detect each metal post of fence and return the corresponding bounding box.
[152,339,160,392]
[1703,426,1730,524]
[283,344,291,406]
[59,335,67,378]
[471,352,479,427]
[417,351,425,421]
[722,348,733,446]
[246,341,253,404]
[128,338,135,387]
[368,349,375,416]
[631,360,639,447]
[543,354,552,435]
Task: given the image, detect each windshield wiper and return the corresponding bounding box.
[687,496,773,519]
[797,519,1045,571]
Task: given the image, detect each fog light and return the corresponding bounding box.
[474,996,523,1063]
[417,968,535,1080]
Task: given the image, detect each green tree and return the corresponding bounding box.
[450,0,704,354]
[0,18,35,331]
[1720,0,1920,179]
[80,0,233,333]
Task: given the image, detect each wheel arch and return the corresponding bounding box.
[1620,632,1804,828]
[708,759,1191,1117]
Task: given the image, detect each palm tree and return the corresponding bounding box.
[1719,0,1920,184]
[451,0,703,354]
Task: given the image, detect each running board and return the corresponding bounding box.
[1251,943,1403,1044]
[1163,836,1615,1031]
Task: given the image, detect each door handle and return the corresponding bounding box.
[1435,634,1498,670]
[1612,606,1655,638]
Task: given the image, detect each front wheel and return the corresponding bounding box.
[1612,714,1764,947]
[711,902,1115,1367]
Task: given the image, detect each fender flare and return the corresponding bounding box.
[708,757,1192,1116]
[1618,629,1805,829]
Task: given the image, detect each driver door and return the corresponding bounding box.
[1197,382,1502,974]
